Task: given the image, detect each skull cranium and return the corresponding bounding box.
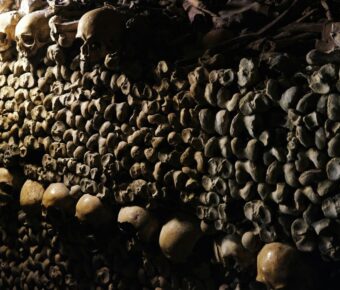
[0,11,21,56]
[76,7,127,71]
[18,0,48,15]
[256,242,315,290]
[15,10,51,58]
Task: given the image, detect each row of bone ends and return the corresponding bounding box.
[0,1,317,289]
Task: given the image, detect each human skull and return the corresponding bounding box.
[0,167,13,187]
[0,11,21,55]
[75,193,113,226]
[159,213,202,262]
[15,10,51,58]
[20,179,44,212]
[76,7,127,71]
[42,182,73,212]
[213,234,254,270]
[256,242,314,290]
[49,15,78,47]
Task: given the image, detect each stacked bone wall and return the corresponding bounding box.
[1,1,340,289]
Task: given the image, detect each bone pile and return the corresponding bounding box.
[1,0,340,290]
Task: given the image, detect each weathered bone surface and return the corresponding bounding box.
[0,0,15,13]
[76,6,127,71]
[15,9,51,57]
[0,1,340,289]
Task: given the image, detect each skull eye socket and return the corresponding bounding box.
[0,33,7,41]
[21,34,35,46]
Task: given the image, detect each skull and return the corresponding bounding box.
[159,213,202,262]
[15,10,51,58]
[0,11,21,56]
[256,242,314,290]
[0,167,13,205]
[49,15,78,47]
[76,7,127,71]
[18,0,48,15]
[118,206,159,243]
[75,193,113,226]
[19,179,44,212]
[42,182,74,212]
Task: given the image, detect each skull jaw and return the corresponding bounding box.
[17,41,50,59]
[79,39,113,72]
[17,45,35,58]
[47,44,65,65]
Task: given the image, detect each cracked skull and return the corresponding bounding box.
[76,7,127,69]
[15,10,51,57]
[256,242,315,290]
[0,11,21,53]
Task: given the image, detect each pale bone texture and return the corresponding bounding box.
[76,7,127,69]
[42,182,73,211]
[117,206,159,242]
[48,15,78,47]
[0,11,21,53]
[47,0,72,9]
[15,9,51,57]
[0,0,15,13]
[18,0,47,15]
[159,214,202,263]
[256,242,314,290]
